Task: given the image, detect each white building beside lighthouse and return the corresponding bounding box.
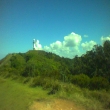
[33,39,42,50]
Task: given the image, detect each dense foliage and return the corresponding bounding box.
[0,40,110,90]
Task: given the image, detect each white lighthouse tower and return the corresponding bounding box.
[33,39,36,50]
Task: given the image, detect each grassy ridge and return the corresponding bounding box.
[0,76,110,110]
[0,50,110,90]
[0,77,53,110]
[0,49,110,110]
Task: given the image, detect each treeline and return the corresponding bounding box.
[0,40,110,90]
[71,40,110,90]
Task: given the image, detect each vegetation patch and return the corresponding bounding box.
[0,41,110,110]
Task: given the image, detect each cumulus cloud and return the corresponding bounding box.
[34,33,110,58]
[101,36,110,44]
[44,41,70,57]
[81,41,96,51]
[44,32,82,58]
[50,41,62,49]
[63,32,82,47]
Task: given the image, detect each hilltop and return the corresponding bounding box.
[0,50,73,79]
[0,40,110,90]
[0,41,110,110]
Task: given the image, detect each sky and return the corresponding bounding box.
[0,0,110,59]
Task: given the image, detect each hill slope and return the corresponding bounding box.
[0,48,110,110]
[0,53,12,67]
[0,50,73,81]
[0,47,110,90]
[1,76,110,110]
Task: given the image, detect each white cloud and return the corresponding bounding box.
[63,32,82,47]
[101,36,110,44]
[44,46,51,52]
[50,41,62,49]
[44,42,71,58]
[43,32,82,58]
[81,41,96,51]
[34,33,110,58]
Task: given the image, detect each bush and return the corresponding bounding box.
[71,74,90,88]
[30,76,43,87]
[11,75,18,80]
[90,90,110,109]
[30,76,61,94]
[61,83,74,93]
[23,77,31,84]
[48,80,61,95]
[90,76,109,90]
[42,77,53,90]
[52,80,61,91]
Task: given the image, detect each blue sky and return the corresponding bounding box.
[0,0,110,59]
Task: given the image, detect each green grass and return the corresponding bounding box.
[55,84,101,110]
[0,76,110,110]
[0,77,54,110]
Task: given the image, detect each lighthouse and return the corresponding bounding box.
[33,39,36,50]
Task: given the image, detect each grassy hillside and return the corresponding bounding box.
[0,49,110,90]
[0,77,53,110]
[0,76,110,110]
[0,53,12,67]
[0,50,72,82]
[0,48,110,110]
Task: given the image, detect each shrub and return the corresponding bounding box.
[48,80,61,95]
[90,76,109,90]
[23,77,31,84]
[4,72,11,78]
[30,76,43,87]
[11,75,18,80]
[61,83,74,93]
[90,90,110,109]
[71,74,90,88]
[42,77,52,90]
[52,80,61,91]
